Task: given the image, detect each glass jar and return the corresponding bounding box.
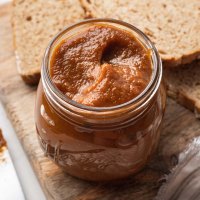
[35,19,166,181]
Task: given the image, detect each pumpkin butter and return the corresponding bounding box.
[50,25,152,107]
[35,19,165,181]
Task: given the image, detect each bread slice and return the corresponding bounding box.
[12,0,85,85]
[164,60,200,118]
[81,0,200,67]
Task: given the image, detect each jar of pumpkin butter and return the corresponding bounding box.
[35,19,166,181]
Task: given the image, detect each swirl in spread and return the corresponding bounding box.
[50,25,152,107]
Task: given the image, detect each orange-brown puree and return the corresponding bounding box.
[0,129,6,151]
[50,25,152,107]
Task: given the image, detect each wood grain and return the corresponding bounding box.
[1,3,200,200]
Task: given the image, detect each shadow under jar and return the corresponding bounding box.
[35,19,166,181]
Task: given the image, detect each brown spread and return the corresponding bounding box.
[0,129,6,151]
[50,25,152,107]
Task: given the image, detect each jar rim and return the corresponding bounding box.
[42,18,162,113]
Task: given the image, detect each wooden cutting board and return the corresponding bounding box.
[1,3,200,200]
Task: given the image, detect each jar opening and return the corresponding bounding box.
[42,18,162,114]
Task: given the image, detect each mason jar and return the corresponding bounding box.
[35,18,166,181]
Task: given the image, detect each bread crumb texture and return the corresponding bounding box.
[81,0,200,66]
[13,0,85,84]
[13,0,200,85]
[165,61,200,118]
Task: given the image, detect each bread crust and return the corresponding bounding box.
[81,0,200,68]
[12,0,86,86]
[165,61,200,119]
[12,0,200,86]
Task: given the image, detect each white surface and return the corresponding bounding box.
[0,149,25,200]
[0,0,10,5]
[0,102,46,200]
[0,0,46,199]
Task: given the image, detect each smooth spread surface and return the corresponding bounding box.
[50,25,152,107]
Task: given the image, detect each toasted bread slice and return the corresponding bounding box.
[165,60,200,118]
[81,0,200,67]
[12,0,85,85]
